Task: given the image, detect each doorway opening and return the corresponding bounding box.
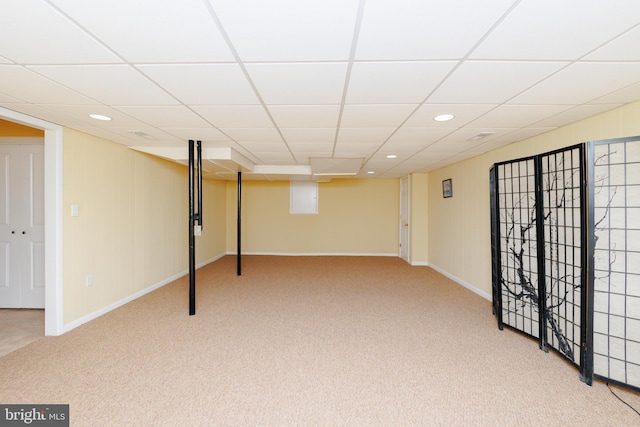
[0,107,63,337]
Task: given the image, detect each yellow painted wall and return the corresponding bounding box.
[63,129,226,324]
[426,100,640,297]
[0,118,44,137]
[226,178,400,255]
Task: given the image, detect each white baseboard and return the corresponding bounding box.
[428,264,492,301]
[63,253,225,333]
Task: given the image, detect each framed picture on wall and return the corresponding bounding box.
[442,178,453,198]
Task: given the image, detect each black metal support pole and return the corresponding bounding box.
[188,140,196,315]
[237,171,242,276]
[490,165,504,330]
[197,140,202,227]
[534,155,548,352]
[581,142,594,385]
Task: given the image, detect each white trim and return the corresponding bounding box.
[229,251,399,257]
[0,107,64,336]
[409,261,430,267]
[63,253,225,333]
[399,176,410,261]
[428,264,492,301]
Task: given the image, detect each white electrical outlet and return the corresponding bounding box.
[86,274,93,286]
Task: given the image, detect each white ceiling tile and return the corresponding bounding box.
[487,128,556,145]
[433,151,479,165]
[388,127,454,143]
[1,103,87,127]
[1,1,640,179]
[585,25,640,60]
[245,63,348,104]
[534,104,623,127]
[42,105,150,128]
[280,128,336,143]
[238,142,289,152]
[471,0,640,60]
[0,66,95,104]
[192,105,272,128]
[159,128,232,143]
[400,151,452,164]
[356,0,515,60]
[246,151,294,164]
[334,141,381,155]
[466,138,517,154]
[376,140,431,153]
[220,128,283,143]
[0,93,21,103]
[360,159,389,170]
[113,106,210,127]
[30,65,178,105]
[424,140,478,153]
[138,64,259,105]
[69,125,139,146]
[346,62,456,104]
[310,157,363,175]
[289,142,334,156]
[590,82,640,105]
[0,1,121,64]
[404,104,497,126]
[438,127,516,143]
[210,0,360,61]
[337,128,396,143]
[341,104,417,127]
[512,63,640,105]
[368,152,412,162]
[51,0,234,62]
[268,105,340,128]
[100,127,182,145]
[468,105,573,128]
[429,61,568,104]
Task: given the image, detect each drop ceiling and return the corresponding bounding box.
[1,0,639,179]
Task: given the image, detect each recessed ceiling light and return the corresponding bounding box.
[386,154,397,159]
[367,171,375,174]
[89,114,112,121]
[434,114,454,122]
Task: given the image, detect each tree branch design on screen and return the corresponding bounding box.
[500,150,595,363]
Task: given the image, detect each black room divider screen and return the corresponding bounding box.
[490,136,640,392]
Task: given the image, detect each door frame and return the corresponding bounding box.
[0,107,63,336]
[399,176,410,263]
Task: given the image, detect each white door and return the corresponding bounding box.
[400,176,409,262]
[0,143,45,308]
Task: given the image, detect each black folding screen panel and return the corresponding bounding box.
[493,156,542,341]
[539,146,587,367]
[492,138,640,392]
[588,137,640,391]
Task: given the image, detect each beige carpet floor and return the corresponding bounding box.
[1,256,638,426]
